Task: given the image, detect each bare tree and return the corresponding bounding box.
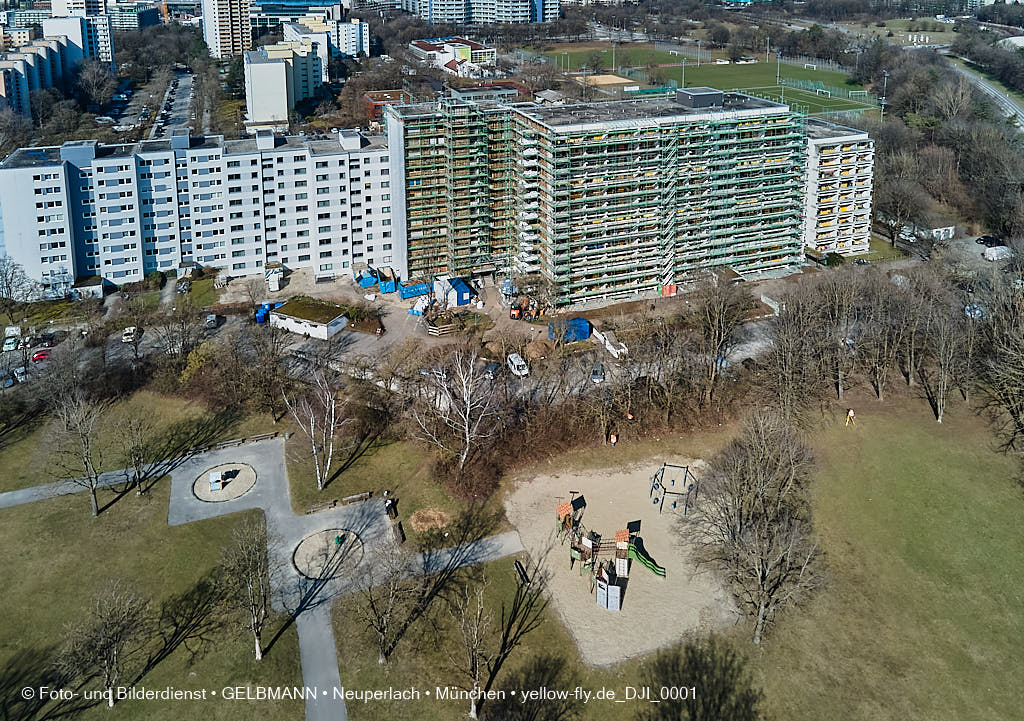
[122,296,150,361]
[357,545,419,665]
[76,59,118,108]
[0,107,32,157]
[413,348,501,476]
[117,412,154,494]
[0,256,35,325]
[814,271,859,400]
[243,277,265,319]
[59,580,150,709]
[921,310,963,423]
[248,324,290,422]
[220,515,273,661]
[154,298,204,360]
[636,636,763,721]
[51,391,107,517]
[857,270,904,401]
[689,280,749,408]
[284,369,350,491]
[448,580,491,718]
[762,286,821,423]
[677,411,822,644]
[875,175,929,245]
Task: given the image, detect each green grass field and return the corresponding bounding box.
[324,398,1024,721]
[189,277,221,307]
[539,43,694,71]
[0,489,303,721]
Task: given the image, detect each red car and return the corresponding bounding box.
[31,349,51,363]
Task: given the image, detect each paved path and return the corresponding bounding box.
[3,438,526,721]
[947,56,1024,126]
[0,469,130,510]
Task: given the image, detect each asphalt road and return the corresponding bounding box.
[150,71,195,140]
[945,56,1024,127]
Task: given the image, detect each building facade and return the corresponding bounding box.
[401,0,557,24]
[51,0,109,16]
[0,26,36,51]
[42,15,116,70]
[243,39,323,129]
[283,15,368,62]
[0,129,397,296]
[387,90,809,304]
[107,3,162,30]
[202,0,252,58]
[802,119,873,257]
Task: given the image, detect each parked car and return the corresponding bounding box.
[483,361,500,380]
[591,363,605,384]
[121,326,138,343]
[205,314,218,329]
[975,235,1003,247]
[16,336,33,350]
[2,336,18,353]
[31,349,51,363]
[13,366,27,384]
[506,353,530,377]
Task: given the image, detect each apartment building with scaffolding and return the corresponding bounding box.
[387,89,808,304]
[386,99,516,282]
[802,118,873,256]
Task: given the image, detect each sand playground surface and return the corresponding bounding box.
[192,463,257,502]
[505,459,739,666]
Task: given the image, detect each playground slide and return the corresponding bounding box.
[628,542,666,578]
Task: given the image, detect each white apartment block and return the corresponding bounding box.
[0,37,73,116]
[0,129,398,296]
[803,119,874,256]
[282,16,368,67]
[244,39,323,129]
[52,0,109,15]
[0,26,35,51]
[202,0,252,59]
[401,0,557,23]
[42,14,115,70]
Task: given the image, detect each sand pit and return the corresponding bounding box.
[192,463,257,502]
[293,529,365,580]
[505,459,739,666]
[584,73,632,86]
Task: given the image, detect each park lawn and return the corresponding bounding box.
[537,42,692,71]
[863,234,910,261]
[2,298,83,332]
[0,488,303,721]
[0,390,273,493]
[331,553,627,721]
[189,277,221,308]
[285,433,508,547]
[741,397,1024,721]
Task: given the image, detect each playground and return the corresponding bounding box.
[505,458,737,666]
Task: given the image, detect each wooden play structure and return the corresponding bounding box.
[649,463,699,515]
[556,496,665,611]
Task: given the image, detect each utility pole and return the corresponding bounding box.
[766,36,770,63]
[611,42,615,71]
[880,69,890,123]
[697,39,702,68]
[776,51,781,86]
[681,57,685,89]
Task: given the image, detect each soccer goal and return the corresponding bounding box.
[849,90,869,99]
[815,88,832,99]
[804,63,817,70]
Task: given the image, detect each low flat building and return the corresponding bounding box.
[363,88,411,121]
[802,118,873,257]
[408,37,495,78]
[269,295,349,338]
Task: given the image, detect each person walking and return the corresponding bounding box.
[845,408,856,427]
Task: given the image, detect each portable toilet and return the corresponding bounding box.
[449,278,473,306]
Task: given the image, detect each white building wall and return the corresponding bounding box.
[244,55,290,124]
[803,127,874,256]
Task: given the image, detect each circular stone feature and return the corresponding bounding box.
[293,528,365,581]
[193,463,257,502]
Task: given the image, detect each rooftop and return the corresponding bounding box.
[0,131,386,169]
[804,117,869,140]
[272,295,347,324]
[363,89,412,103]
[516,92,788,130]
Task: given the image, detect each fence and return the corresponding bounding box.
[781,77,879,105]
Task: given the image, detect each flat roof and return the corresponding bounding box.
[804,117,869,141]
[272,296,347,324]
[517,93,787,131]
[1,132,386,168]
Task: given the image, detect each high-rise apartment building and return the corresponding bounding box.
[401,0,557,24]
[244,39,323,128]
[802,118,873,256]
[42,15,115,70]
[202,0,251,58]
[51,0,109,16]
[0,129,396,296]
[282,16,369,62]
[387,90,808,304]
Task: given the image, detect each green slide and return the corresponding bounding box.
[628,542,666,578]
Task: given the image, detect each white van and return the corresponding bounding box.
[121,326,138,343]
[506,353,530,377]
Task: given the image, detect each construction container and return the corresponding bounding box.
[549,317,591,343]
[358,270,379,289]
[449,278,473,306]
[399,279,431,299]
[378,267,397,294]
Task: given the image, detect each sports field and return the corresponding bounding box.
[736,85,873,115]
[537,42,697,71]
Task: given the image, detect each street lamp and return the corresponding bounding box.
[880,69,890,123]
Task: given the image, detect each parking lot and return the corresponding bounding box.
[151,71,195,139]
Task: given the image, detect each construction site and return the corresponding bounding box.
[388,88,824,306]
